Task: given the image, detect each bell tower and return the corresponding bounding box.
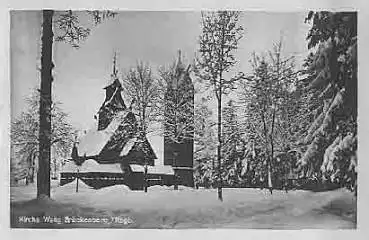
[97,53,127,131]
[163,50,194,187]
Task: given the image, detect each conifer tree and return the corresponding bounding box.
[239,41,299,193]
[221,100,245,187]
[297,12,357,194]
[194,98,217,188]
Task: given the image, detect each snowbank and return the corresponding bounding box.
[79,159,100,172]
[148,185,173,191]
[148,185,194,191]
[62,161,78,172]
[11,184,356,229]
[56,179,93,193]
[95,184,131,195]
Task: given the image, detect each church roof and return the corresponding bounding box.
[76,103,157,164]
[72,53,157,166]
[62,159,123,173]
[128,164,174,175]
[78,111,130,157]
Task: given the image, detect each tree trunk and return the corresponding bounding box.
[268,106,277,194]
[174,150,178,190]
[212,158,215,174]
[144,164,148,192]
[29,166,35,183]
[37,10,54,198]
[76,169,79,193]
[217,95,223,201]
[267,162,273,194]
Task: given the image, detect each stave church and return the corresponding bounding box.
[60,52,194,190]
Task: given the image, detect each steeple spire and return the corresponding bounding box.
[112,52,118,79]
[177,49,183,69]
[178,49,181,62]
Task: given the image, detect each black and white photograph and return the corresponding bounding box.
[7,9,358,229]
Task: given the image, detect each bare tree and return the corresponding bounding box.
[123,61,161,136]
[122,61,160,192]
[196,11,244,201]
[11,90,75,185]
[238,41,298,193]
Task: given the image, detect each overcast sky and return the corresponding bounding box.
[11,11,310,131]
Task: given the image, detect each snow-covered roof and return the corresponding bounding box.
[61,159,123,173]
[77,111,129,156]
[120,137,136,157]
[129,164,145,173]
[91,163,123,173]
[148,165,174,175]
[147,134,164,164]
[128,164,174,175]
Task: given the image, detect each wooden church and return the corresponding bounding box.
[60,54,174,190]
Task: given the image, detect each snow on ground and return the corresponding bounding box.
[10,182,356,229]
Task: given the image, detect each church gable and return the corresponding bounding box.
[98,79,127,131]
[99,111,137,160]
[124,136,157,166]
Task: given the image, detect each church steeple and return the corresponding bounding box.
[112,52,118,79]
[172,49,192,89]
[97,52,127,131]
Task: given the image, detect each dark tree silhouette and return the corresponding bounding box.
[37,10,116,198]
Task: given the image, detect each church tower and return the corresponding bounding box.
[164,50,194,187]
[97,53,127,131]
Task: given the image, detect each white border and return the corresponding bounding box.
[1,1,368,240]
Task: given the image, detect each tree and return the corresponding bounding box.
[11,90,75,185]
[196,11,244,201]
[158,52,194,189]
[221,100,245,187]
[122,60,160,192]
[238,41,298,193]
[193,97,217,188]
[123,61,160,136]
[297,12,357,194]
[37,10,116,198]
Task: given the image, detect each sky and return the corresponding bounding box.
[10,11,311,162]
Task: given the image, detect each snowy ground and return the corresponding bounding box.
[10,180,356,229]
